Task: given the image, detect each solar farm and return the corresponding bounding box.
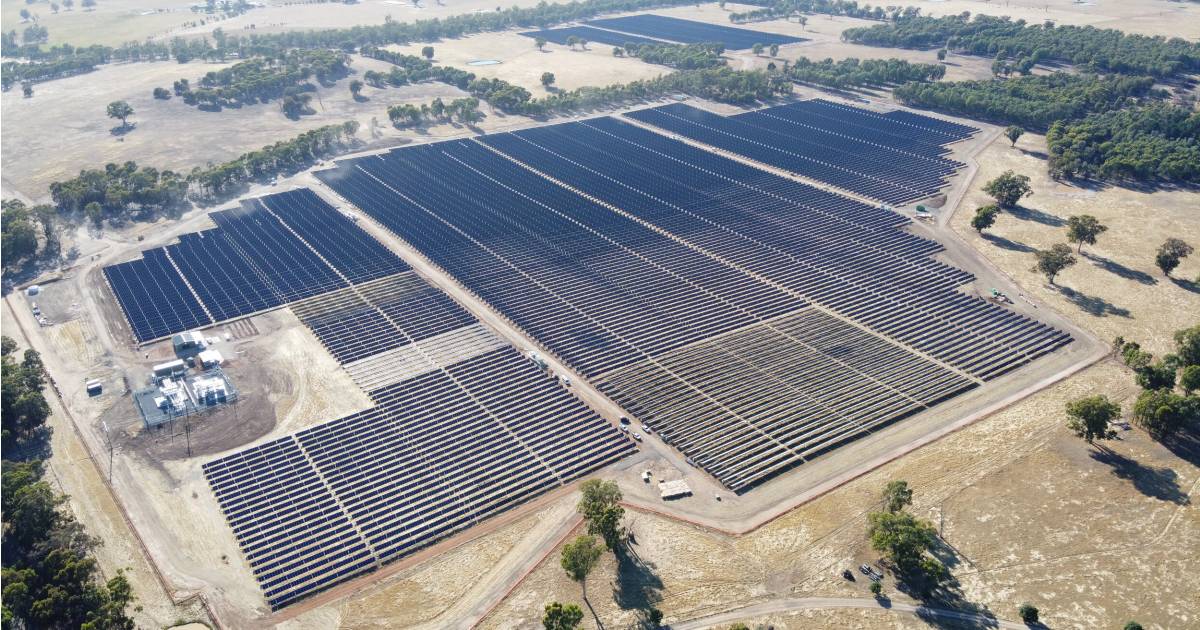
[91,98,1077,613]
[522,14,806,51]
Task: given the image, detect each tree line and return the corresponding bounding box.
[37,122,359,229]
[387,97,482,127]
[1,338,141,629]
[841,13,1200,79]
[188,121,361,200]
[787,56,945,90]
[621,41,727,69]
[1046,103,1200,182]
[365,45,791,115]
[892,73,1160,132]
[0,54,98,90]
[167,49,350,113]
[728,0,897,24]
[1,200,60,271]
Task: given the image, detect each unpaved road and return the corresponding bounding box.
[672,597,1028,630]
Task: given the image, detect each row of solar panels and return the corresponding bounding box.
[314,101,1071,494]
[205,346,635,609]
[103,189,409,342]
[521,13,805,51]
[625,102,971,205]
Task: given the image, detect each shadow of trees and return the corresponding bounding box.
[1170,277,1200,295]
[1090,446,1190,505]
[1057,286,1131,318]
[982,233,1035,253]
[1083,252,1156,285]
[1007,204,1065,227]
[613,539,664,628]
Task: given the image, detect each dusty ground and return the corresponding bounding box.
[950,132,1200,356]
[0,54,493,199]
[477,360,1197,630]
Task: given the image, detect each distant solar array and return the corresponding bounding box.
[626,101,971,205]
[521,14,805,51]
[317,100,1071,492]
[103,189,409,342]
[519,25,666,48]
[586,14,805,50]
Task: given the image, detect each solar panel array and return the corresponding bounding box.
[205,307,634,609]
[291,272,478,364]
[103,190,409,342]
[585,14,805,50]
[199,201,635,609]
[626,102,970,205]
[519,25,666,48]
[316,102,1071,492]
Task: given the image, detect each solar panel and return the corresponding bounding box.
[103,248,212,342]
[585,14,806,50]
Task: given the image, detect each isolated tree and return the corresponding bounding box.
[1132,388,1194,439]
[752,42,765,56]
[769,43,780,57]
[1179,365,1200,395]
[612,46,623,57]
[867,510,943,581]
[1124,622,1144,630]
[349,79,364,99]
[566,35,579,50]
[152,87,170,99]
[1032,244,1076,285]
[971,204,999,233]
[1065,395,1119,443]
[982,170,1032,208]
[882,480,912,513]
[542,601,583,630]
[869,580,883,596]
[535,36,547,51]
[718,0,726,8]
[798,16,807,30]
[579,38,588,50]
[560,535,603,601]
[541,72,556,88]
[1155,238,1193,277]
[1065,215,1107,253]
[106,100,134,128]
[937,48,947,61]
[22,82,33,97]
[421,45,434,60]
[1004,125,1024,147]
[578,478,624,550]
[82,0,96,7]
[51,2,59,12]
[1018,604,1039,624]
[19,7,30,19]
[64,0,74,9]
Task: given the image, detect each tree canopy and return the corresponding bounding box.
[1032,244,1076,285]
[895,73,1159,132]
[1046,104,1200,182]
[578,479,624,550]
[971,204,998,233]
[882,480,913,513]
[1065,395,1120,443]
[1065,215,1107,253]
[542,601,583,630]
[842,13,1200,79]
[1155,238,1194,277]
[982,170,1032,208]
